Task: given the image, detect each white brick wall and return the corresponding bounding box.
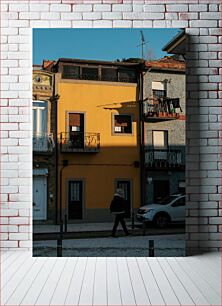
[1,0,221,255]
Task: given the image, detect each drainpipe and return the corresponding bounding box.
[55,93,58,224]
[139,64,145,207]
[52,72,59,224]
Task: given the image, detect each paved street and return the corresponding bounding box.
[33,234,185,257]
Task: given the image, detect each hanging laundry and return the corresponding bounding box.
[171,98,180,108]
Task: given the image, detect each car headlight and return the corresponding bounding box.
[143,208,154,213]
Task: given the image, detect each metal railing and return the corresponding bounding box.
[33,132,55,152]
[143,97,181,119]
[145,146,185,167]
[59,132,100,153]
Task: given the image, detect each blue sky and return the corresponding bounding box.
[33,28,180,65]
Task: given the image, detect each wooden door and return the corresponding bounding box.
[68,180,83,219]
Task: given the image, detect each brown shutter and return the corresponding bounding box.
[69,113,80,126]
[115,116,129,127]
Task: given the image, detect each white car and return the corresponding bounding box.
[136,194,185,228]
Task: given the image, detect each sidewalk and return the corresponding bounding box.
[33,222,139,234]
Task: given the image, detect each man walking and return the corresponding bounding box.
[110,188,130,237]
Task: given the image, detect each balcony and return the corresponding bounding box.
[59,132,100,153]
[33,133,55,153]
[143,97,182,122]
[145,146,185,169]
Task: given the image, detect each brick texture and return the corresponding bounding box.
[1,0,221,255]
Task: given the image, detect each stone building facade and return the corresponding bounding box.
[143,57,186,204]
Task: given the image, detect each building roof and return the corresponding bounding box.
[162,29,186,55]
[43,60,56,71]
[55,58,142,68]
[145,56,185,72]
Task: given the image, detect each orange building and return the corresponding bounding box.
[53,59,142,222]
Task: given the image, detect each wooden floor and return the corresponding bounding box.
[1,251,221,305]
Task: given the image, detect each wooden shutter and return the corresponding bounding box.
[69,113,81,127]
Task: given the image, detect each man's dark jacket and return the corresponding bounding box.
[110,195,126,213]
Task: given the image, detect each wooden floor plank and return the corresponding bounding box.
[1,256,37,305]
[106,257,122,306]
[137,257,165,305]
[0,251,15,263]
[78,257,96,305]
[20,258,57,305]
[167,257,210,305]
[4,257,47,306]
[157,258,195,305]
[184,256,220,294]
[146,257,180,305]
[1,253,30,290]
[35,258,67,306]
[50,257,78,305]
[117,257,136,306]
[1,251,220,306]
[64,257,87,306]
[126,257,150,306]
[2,251,22,273]
[93,257,107,306]
[176,257,221,305]
[194,253,220,275]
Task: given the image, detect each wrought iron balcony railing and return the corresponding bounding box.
[145,146,185,168]
[33,132,55,152]
[143,97,182,121]
[59,132,100,153]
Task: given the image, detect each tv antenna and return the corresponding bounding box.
[136,30,149,59]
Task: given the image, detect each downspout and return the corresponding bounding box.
[52,72,58,224]
[139,63,145,207]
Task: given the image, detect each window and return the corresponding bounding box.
[101,67,118,82]
[68,113,84,149]
[152,81,166,98]
[152,130,168,149]
[61,64,137,83]
[114,115,132,134]
[171,197,185,207]
[33,101,48,151]
[178,181,185,194]
[62,65,80,79]
[153,89,166,98]
[33,101,47,136]
[118,69,137,83]
[152,130,168,160]
[81,67,98,80]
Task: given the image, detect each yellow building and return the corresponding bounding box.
[54,59,142,222]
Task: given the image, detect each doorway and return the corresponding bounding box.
[68,113,84,149]
[153,180,170,203]
[33,177,47,220]
[68,180,83,219]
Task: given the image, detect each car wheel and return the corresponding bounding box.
[154,214,169,228]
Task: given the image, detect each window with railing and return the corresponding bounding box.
[33,101,54,152]
[145,146,185,167]
[59,132,100,153]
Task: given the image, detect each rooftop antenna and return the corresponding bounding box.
[136,30,149,60]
